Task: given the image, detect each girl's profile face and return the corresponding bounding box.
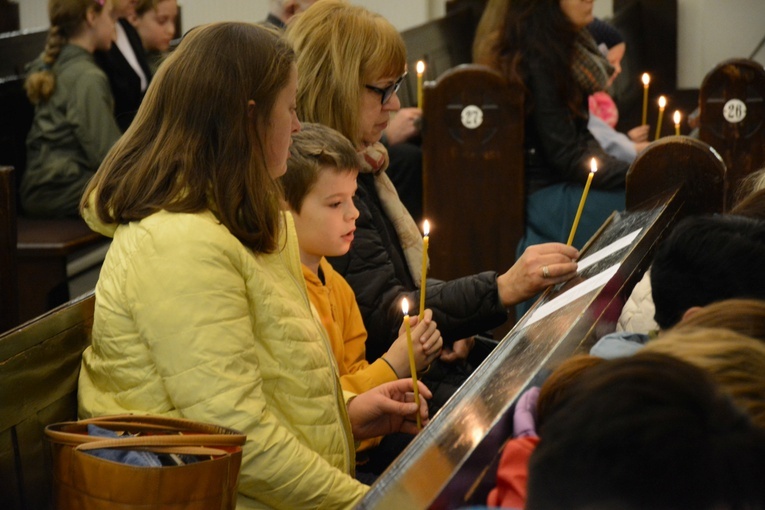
[134,0,178,52]
[263,66,301,178]
[559,0,595,28]
[358,74,402,148]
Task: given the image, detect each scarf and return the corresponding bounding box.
[358,142,424,286]
[572,29,614,96]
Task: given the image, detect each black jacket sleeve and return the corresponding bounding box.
[524,57,629,190]
[328,175,507,362]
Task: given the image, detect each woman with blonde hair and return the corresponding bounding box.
[22,0,121,218]
[79,21,430,508]
[285,0,578,402]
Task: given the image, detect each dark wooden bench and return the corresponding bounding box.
[0,291,94,510]
[0,29,109,330]
[357,137,726,509]
[699,58,765,209]
[421,64,524,332]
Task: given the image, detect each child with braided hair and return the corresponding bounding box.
[23,0,121,218]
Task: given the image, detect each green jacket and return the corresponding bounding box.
[78,209,368,509]
[22,44,120,218]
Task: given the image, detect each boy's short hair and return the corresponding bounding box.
[650,214,765,329]
[281,122,360,213]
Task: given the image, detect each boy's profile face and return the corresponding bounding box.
[292,167,359,265]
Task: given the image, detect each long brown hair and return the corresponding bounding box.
[81,22,295,253]
[285,0,405,147]
[474,0,583,115]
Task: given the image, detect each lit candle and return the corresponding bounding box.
[402,298,422,430]
[418,219,429,320]
[567,158,598,246]
[416,60,425,110]
[673,110,681,136]
[655,96,667,140]
[641,73,650,126]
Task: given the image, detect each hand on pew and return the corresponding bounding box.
[385,107,422,145]
[497,243,579,306]
[347,379,433,439]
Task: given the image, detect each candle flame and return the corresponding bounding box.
[401,297,409,315]
[590,157,598,173]
[416,61,425,75]
[423,219,430,236]
[658,96,667,108]
[673,110,681,124]
[641,73,650,86]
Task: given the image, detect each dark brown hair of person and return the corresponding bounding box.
[474,0,583,116]
[536,354,605,430]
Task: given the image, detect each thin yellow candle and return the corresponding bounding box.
[402,298,422,430]
[673,110,681,136]
[416,60,425,110]
[641,73,650,126]
[655,96,667,140]
[418,219,429,320]
[567,158,598,246]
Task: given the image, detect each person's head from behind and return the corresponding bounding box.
[650,214,765,330]
[285,0,406,148]
[527,352,765,510]
[641,327,765,429]
[26,0,115,104]
[281,123,360,264]
[82,22,300,253]
[132,0,178,52]
[676,298,765,343]
[535,354,604,429]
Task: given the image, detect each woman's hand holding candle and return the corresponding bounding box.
[496,243,579,306]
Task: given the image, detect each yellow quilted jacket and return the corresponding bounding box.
[78,209,368,509]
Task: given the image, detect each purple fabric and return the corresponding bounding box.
[513,387,540,438]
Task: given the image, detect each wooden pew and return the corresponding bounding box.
[0,166,18,332]
[699,58,765,209]
[420,63,524,328]
[0,291,95,510]
[0,29,109,329]
[357,137,725,509]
